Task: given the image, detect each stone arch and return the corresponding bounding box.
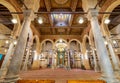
[55,38,68,49]
[82,35,93,69]
[28,28,33,44]
[31,35,40,69]
[69,39,81,45]
[101,0,120,37]
[89,29,95,48]
[41,39,54,45]
[82,35,90,54]
[0,0,21,37]
[55,38,67,44]
[41,39,54,50]
[32,35,40,53]
[69,39,82,51]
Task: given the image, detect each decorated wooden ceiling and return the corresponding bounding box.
[108,5,120,30]
[0,4,13,31]
[34,0,87,35]
[0,0,119,36]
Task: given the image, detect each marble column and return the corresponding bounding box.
[0,40,15,81]
[83,51,90,69]
[72,52,75,68]
[92,49,100,72]
[4,10,35,82]
[67,50,71,69]
[107,39,120,78]
[22,41,32,71]
[52,50,55,69]
[107,39,120,71]
[87,9,119,83]
[31,51,39,69]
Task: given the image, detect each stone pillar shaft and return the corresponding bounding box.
[92,49,100,72]
[0,42,14,79]
[83,52,90,69]
[22,42,32,71]
[5,10,34,79]
[52,50,55,69]
[107,40,120,71]
[88,9,119,82]
[67,50,71,69]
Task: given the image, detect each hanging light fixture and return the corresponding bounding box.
[5,40,9,44]
[115,49,118,52]
[11,18,18,24]
[14,40,17,45]
[59,39,63,43]
[38,17,43,24]
[104,18,110,24]
[113,40,117,44]
[104,41,108,45]
[4,49,7,53]
[78,17,84,24]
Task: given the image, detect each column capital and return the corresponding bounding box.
[87,9,98,21]
[23,10,35,21]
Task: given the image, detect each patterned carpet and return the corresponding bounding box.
[19,68,101,81]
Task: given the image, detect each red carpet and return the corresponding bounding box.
[19,68,101,80]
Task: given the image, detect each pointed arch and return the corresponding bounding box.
[89,29,95,48]
[41,39,54,50]
[32,35,40,53]
[69,39,82,51]
[101,0,120,37]
[0,0,21,37]
[82,35,90,54]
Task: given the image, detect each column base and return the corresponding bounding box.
[83,59,90,70]
[51,65,55,69]
[115,70,120,79]
[99,75,120,83]
[94,66,101,72]
[0,68,8,80]
[0,78,4,83]
[65,66,71,70]
[22,65,28,71]
[4,75,20,83]
[32,60,40,69]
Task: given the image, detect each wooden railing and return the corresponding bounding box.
[17,80,55,83]
[67,80,106,83]
[17,80,106,83]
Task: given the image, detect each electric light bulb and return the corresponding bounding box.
[115,49,118,52]
[11,18,17,24]
[104,18,110,24]
[5,40,9,44]
[38,18,43,24]
[59,39,62,43]
[4,49,7,53]
[104,41,108,45]
[14,40,17,45]
[113,40,116,44]
[79,17,84,24]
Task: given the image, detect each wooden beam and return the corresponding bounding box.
[66,28,71,35]
[51,28,56,35]
[31,23,41,38]
[40,35,82,42]
[67,0,78,34]
[44,0,55,34]
[71,0,78,12]
[48,14,54,34]
[44,0,51,11]
[37,26,86,28]
[81,23,91,39]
